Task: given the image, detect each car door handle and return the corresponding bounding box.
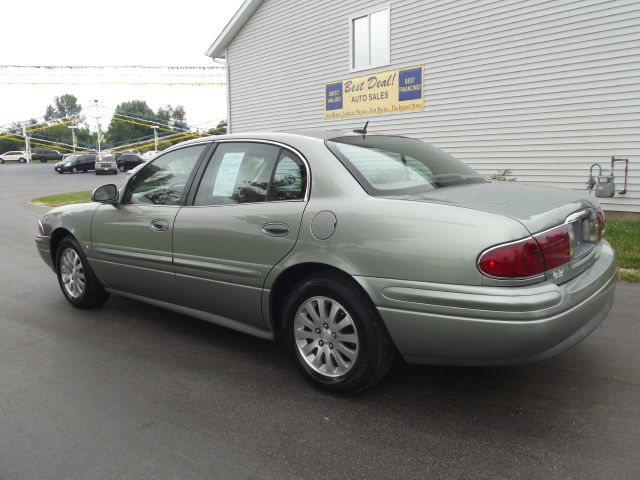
[150,219,169,232]
[261,223,289,237]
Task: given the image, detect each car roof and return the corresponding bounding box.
[173,130,406,149]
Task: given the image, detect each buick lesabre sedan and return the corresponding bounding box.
[35,132,616,393]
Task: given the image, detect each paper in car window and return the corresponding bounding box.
[212,152,245,196]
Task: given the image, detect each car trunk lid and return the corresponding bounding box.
[395,182,598,233]
[388,182,604,284]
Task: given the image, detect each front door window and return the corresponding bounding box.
[123,144,207,205]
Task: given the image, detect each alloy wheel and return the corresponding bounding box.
[59,247,85,299]
[294,296,360,377]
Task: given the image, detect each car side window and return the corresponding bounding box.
[269,150,307,201]
[123,144,207,206]
[194,142,281,206]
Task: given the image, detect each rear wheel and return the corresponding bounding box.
[281,272,394,394]
[55,236,109,308]
[118,164,126,172]
[71,167,78,174]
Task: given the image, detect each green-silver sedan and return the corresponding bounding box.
[35,132,617,393]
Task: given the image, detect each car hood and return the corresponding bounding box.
[388,182,600,234]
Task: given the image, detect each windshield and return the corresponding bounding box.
[326,135,487,196]
[64,155,81,162]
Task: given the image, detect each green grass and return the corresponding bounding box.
[31,190,91,207]
[604,219,640,282]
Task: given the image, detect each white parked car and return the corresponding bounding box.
[95,154,118,175]
[0,151,29,163]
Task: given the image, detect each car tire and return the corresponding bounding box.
[40,159,46,163]
[72,167,78,174]
[0,158,4,164]
[19,157,26,163]
[118,164,126,172]
[55,236,109,309]
[281,272,395,394]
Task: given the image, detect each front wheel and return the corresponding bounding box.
[56,237,109,308]
[19,157,26,163]
[118,164,126,172]
[281,272,395,394]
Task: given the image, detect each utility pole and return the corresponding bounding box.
[21,123,31,163]
[94,99,101,152]
[151,125,159,151]
[67,125,78,152]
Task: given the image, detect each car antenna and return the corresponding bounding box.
[353,120,369,138]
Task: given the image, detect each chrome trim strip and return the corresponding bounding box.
[173,256,262,278]
[93,246,173,265]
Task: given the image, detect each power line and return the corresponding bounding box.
[0,65,224,70]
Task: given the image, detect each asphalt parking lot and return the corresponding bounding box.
[1,162,639,479]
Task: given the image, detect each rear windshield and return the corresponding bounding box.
[326,135,487,196]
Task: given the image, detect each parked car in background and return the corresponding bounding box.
[0,150,29,163]
[116,153,145,172]
[54,154,96,173]
[95,154,118,175]
[125,160,149,176]
[34,132,616,393]
[32,148,64,163]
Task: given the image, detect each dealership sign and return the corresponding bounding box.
[325,66,424,120]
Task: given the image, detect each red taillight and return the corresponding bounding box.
[534,224,571,270]
[478,238,546,278]
[478,224,572,279]
[595,209,605,240]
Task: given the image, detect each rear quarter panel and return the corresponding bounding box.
[278,197,530,286]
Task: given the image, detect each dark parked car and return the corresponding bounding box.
[116,153,145,172]
[54,154,96,173]
[32,148,64,163]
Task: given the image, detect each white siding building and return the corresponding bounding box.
[208,0,640,213]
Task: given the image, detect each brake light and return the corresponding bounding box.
[595,209,605,240]
[478,238,546,278]
[478,224,571,279]
[534,224,571,270]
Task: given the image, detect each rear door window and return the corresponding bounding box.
[193,142,280,206]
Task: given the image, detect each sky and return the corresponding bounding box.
[0,0,244,130]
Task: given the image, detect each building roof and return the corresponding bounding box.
[205,0,264,59]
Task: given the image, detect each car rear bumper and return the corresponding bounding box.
[35,235,54,271]
[95,166,117,174]
[355,241,617,366]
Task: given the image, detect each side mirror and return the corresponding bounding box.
[91,184,119,203]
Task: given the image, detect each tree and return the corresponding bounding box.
[207,120,227,136]
[44,94,82,120]
[105,100,157,146]
[156,104,188,130]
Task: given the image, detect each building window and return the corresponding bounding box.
[351,7,390,70]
